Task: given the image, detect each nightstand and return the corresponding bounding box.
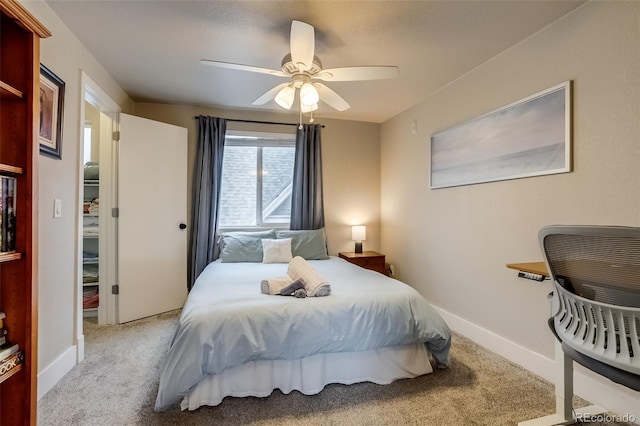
[338,251,386,275]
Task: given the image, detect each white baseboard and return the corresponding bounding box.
[37,344,77,400]
[77,334,85,363]
[434,306,640,423]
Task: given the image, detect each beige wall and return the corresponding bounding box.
[134,103,382,255]
[20,0,640,415]
[21,0,133,380]
[381,0,639,407]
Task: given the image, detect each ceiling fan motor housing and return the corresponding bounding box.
[281,53,323,77]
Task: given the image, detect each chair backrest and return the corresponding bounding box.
[539,225,640,376]
[539,225,640,308]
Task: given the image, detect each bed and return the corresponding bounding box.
[154,229,451,411]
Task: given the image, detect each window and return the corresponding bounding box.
[219,131,296,228]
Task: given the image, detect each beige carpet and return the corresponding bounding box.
[37,310,635,425]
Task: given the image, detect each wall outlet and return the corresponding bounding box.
[389,264,395,277]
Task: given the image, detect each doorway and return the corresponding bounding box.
[76,72,120,362]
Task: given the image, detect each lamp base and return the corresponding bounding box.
[355,242,363,254]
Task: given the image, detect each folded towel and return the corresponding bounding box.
[260,276,292,295]
[287,256,331,297]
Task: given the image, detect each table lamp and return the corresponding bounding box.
[352,225,366,254]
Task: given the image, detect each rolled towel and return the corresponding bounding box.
[260,276,292,295]
[278,278,306,297]
[312,286,331,297]
[287,256,331,297]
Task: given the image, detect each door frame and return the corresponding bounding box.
[77,72,120,361]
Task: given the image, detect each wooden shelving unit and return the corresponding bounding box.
[0,0,50,424]
[0,363,22,383]
[0,80,23,98]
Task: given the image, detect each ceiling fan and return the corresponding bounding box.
[201,20,399,114]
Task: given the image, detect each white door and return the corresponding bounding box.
[117,113,188,323]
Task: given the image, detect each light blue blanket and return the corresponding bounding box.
[155,257,451,411]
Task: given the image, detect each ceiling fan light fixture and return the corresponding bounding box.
[300,83,319,106]
[300,102,318,113]
[274,85,295,109]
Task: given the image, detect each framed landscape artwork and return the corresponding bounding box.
[39,64,65,159]
[430,81,571,189]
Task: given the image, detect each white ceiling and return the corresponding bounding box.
[44,0,585,123]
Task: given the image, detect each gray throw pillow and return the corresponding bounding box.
[219,229,276,262]
[276,228,329,260]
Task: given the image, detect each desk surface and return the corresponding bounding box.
[506,261,548,276]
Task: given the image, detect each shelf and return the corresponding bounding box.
[83,174,100,318]
[0,164,24,175]
[83,308,98,318]
[0,362,22,385]
[0,80,23,99]
[0,252,22,262]
[0,350,24,385]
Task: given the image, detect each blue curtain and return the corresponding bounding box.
[188,116,226,289]
[290,124,324,230]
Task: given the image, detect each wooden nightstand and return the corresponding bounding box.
[339,251,386,275]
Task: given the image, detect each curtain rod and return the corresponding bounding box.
[194,116,325,128]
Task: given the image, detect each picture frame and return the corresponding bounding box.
[430,81,571,189]
[39,64,65,159]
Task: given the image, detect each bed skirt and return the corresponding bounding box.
[180,343,433,411]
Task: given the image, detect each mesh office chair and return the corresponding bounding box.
[521,225,640,425]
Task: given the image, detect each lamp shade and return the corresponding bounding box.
[352,225,366,241]
[300,82,319,106]
[300,101,318,113]
[275,85,295,109]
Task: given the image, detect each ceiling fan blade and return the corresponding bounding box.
[315,83,350,111]
[252,83,290,105]
[315,66,399,82]
[290,20,315,72]
[200,59,288,78]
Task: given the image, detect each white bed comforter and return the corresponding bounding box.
[155,257,451,411]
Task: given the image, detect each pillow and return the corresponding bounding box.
[261,238,293,263]
[219,229,276,262]
[276,228,329,260]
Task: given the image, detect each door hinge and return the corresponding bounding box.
[112,284,119,295]
[111,207,119,218]
[113,130,120,141]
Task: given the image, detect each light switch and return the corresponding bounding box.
[54,198,62,218]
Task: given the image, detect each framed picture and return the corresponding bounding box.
[39,64,65,159]
[430,81,571,189]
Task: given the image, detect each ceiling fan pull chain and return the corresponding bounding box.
[299,109,303,130]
